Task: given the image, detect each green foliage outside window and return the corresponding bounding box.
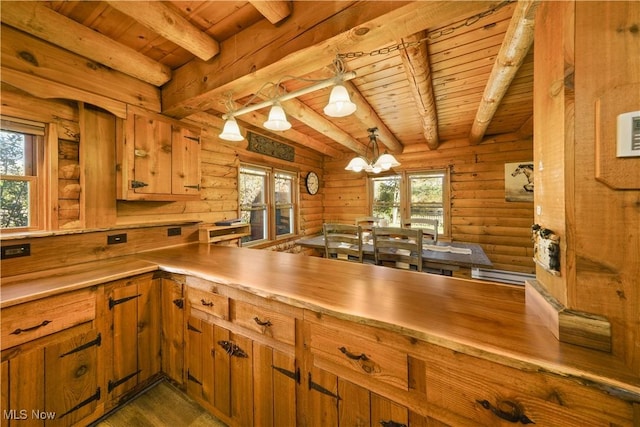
[1,131,30,229]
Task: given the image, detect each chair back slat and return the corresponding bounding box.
[373,227,423,271]
[402,218,438,244]
[324,223,363,263]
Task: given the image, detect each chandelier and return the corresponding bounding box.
[345,128,400,173]
[219,57,357,141]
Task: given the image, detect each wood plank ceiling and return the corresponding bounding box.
[0,0,537,158]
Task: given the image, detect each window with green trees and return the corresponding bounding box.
[1,125,41,230]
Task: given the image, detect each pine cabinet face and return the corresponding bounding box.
[104,274,161,402]
[118,110,201,201]
[2,328,101,427]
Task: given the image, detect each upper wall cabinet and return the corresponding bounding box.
[117,107,201,201]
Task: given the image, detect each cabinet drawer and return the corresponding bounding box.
[424,345,635,426]
[1,288,96,350]
[308,321,408,390]
[230,300,295,346]
[187,286,229,319]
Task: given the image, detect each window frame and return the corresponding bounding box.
[0,118,47,232]
[239,162,299,246]
[369,168,451,239]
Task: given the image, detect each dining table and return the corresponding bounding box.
[295,233,493,275]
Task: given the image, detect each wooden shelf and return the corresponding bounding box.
[199,223,251,246]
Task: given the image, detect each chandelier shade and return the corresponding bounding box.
[218,117,244,141]
[345,128,400,174]
[323,84,357,117]
[263,104,292,131]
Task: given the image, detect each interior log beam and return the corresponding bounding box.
[0,1,171,86]
[249,1,292,24]
[398,31,439,150]
[161,1,495,118]
[106,1,220,62]
[343,81,403,154]
[279,97,367,156]
[469,0,538,145]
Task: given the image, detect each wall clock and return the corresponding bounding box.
[306,171,319,195]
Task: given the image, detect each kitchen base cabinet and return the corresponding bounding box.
[161,275,185,385]
[102,273,161,406]
[1,324,101,427]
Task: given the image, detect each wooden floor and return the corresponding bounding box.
[93,381,227,427]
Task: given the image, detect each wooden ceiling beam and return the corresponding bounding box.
[398,31,439,150]
[343,81,403,154]
[249,1,292,25]
[162,1,496,118]
[278,97,367,156]
[0,2,171,86]
[106,1,220,62]
[469,0,538,145]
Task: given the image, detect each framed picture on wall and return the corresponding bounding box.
[505,162,534,202]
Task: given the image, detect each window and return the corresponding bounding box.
[1,118,46,231]
[370,169,449,236]
[239,164,297,244]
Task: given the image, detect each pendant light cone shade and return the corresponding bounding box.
[219,117,244,141]
[374,153,401,171]
[324,84,357,117]
[263,104,292,131]
[344,157,368,172]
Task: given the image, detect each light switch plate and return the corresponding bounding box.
[616,111,640,157]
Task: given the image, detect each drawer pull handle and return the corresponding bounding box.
[253,316,272,327]
[476,400,534,424]
[10,320,51,335]
[200,299,214,307]
[380,421,407,427]
[339,346,369,362]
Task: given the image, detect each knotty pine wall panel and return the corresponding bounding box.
[324,134,535,273]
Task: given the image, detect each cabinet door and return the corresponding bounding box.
[5,347,44,427]
[171,125,201,196]
[161,278,185,384]
[253,342,297,427]
[107,281,140,399]
[132,114,172,195]
[45,329,101,427]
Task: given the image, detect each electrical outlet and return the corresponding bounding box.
[168,227,182,236]
[1,243,31,259]
[107,233,127,245]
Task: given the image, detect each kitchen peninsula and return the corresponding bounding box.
[2,243,639,426]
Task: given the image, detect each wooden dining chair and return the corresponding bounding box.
[355,216,382,232]
[323,223,364,263]
[373,227,423,271]
[403,218,439,245]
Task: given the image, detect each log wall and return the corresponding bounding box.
[323,134,535,273]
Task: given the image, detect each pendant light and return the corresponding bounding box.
[263,103,292,131]
[324,84,357,117]
[345,128,400,173]
[218,117,244,141]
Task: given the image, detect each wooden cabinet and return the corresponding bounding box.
[1,288,101,427]
[117,107,201,201]
[160,274,186,385]
[102,273,161,405]
[184,278,298,427]
[199,224,251,246]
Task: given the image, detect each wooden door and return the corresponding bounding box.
[1,360,8,427]
[5,347,44,427]
[306,365,339,427]
[45,329,101,427]
[108,281,140,399]
[161,278,184,384]
[253,342,297,427]
[137,276,161,383]
[171,125,200,196]
[133,114,172,195]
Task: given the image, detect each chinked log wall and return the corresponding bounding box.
[323,134,535,274]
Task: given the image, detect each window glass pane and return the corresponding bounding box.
[1,131,27,176]
[1,179,30,228]
[409,173,444,233]
[372,176,401,226]
[275,172,294,236]
[239,168,267,242]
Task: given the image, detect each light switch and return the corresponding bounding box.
[616,111,640,157]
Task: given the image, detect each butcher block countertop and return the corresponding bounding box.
[2,243,639,400]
